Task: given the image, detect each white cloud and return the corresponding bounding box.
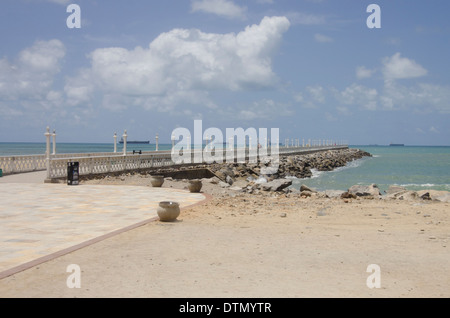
[295,86,326,109]
[335,83,378,111]
[191,0,247,20]
[294,52,448,117]
[286,12,325,25]
[0,39,65,102]
[382,53,428,80]
[294,85,327,109]
[293,93,304,103]
[44,0,70,5]
[325,112,337,122]
[429,126,439,133]
[356,66,375,79]
[336,106,351,115]
[314,33,333,43]
[382,80,450,113]
[307,85,326,104]
[66,16,291,114]
[238,99,292,120]
[415,127,425,134]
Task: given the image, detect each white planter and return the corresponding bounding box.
[188,180,202,193]
[150,175,164,187]
[157,201,180,222]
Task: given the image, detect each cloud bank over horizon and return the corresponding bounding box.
[0,1,449,145]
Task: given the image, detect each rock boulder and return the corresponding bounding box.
[348,184,381,197]
[261,179,293,192]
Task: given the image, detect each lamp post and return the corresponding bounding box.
[155,134,159,151]
[122,130,128,155]
[113,133,117,153]
[52,130,56,155]
[45,127,51,181]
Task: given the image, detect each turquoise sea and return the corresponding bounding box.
[1,143,449,193]
[292,146,450,193]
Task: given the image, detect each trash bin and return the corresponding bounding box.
[0,168,2,178]
[67,162,79,185]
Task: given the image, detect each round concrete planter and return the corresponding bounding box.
[188,180,202,193]
[150,175,164,187]
[157,201,180,222]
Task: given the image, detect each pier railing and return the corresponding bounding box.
[45,145,347,180]
[0,154,47,175]
[0,152,126,176]
[47,151,174,179]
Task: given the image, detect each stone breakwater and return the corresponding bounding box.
[131,148,371,194]
[86,148,371,185]
[208,148,372,182]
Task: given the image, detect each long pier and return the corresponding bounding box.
[0,128,348,181]
[0,145,348,181]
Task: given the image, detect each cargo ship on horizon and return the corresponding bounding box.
[119,137,150,144]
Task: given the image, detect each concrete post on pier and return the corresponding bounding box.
[122,130,128,155]
[113,133,117,153]
[171,134,176,151]
[204,134,209,154]
[155,134,159,151]
[302,139,305,147]
[52,130,56,155]
[45,127,51,181]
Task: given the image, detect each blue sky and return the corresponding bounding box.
[0,0,449,145]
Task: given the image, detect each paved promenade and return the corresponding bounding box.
[0,172,207,278]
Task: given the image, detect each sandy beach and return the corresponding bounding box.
[0,173,449,298]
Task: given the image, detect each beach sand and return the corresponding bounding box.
[0,174,449,298]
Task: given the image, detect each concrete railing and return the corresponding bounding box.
[0,154,47,175]
[0,152,128,176]
[47,152,174,179]
[45,145,348,180]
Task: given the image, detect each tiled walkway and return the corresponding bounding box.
[0,182,206,278]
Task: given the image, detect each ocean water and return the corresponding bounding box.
[291,146,450,193]
[0,142,173,156]
[1,143,449,193]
